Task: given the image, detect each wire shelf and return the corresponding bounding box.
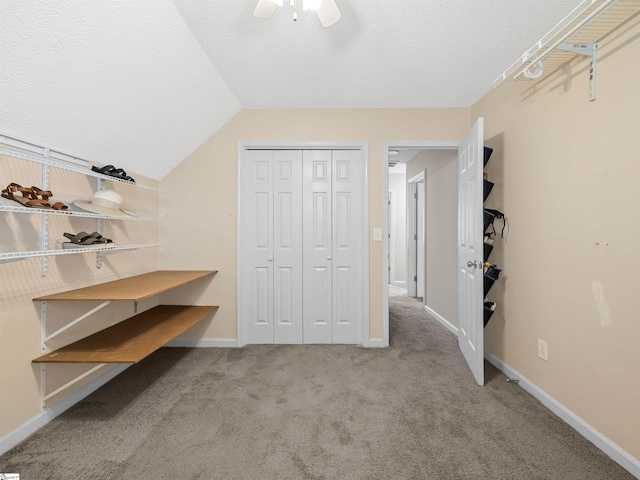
[0,243,162,264]
[494,0,640,87]
[0,202,158,223]
[0,145,159,192]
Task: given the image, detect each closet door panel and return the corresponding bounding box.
[273,150,303,344]
[244,150,274,344]
[303,150,332,344]
[331,150,363,344]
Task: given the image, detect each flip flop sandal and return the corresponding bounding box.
[91,165,135,183]
[62,231,104,248]
[2,183,52,209]
[111,168,135,183]
[91,164,116,175]
[88,231,113,244]
[30,186,69,211]
[104,167,135,183]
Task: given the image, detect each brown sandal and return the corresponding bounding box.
[2,183,52,209]
[31,186,69,211]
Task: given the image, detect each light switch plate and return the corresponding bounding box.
[373,227,382,241]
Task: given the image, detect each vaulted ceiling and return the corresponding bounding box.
[0,0,582,180]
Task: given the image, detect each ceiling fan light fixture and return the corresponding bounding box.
[254,0,341,27]
[303,0,323,11]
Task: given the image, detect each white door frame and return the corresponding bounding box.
[237,140,370,347]
[382,141,460,347]
[406,172,424,298]
[388,190,395,285]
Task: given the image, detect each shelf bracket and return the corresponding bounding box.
[44,301,112,343]
[40,301,47,353]
[556,42,598,101]
[39,299,110,406]
[43,363,108,404]
[96,178,103,268]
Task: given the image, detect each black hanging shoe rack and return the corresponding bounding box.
[482,146,504,328]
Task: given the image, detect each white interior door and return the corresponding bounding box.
[244,150,275,344]
[243,148,364,345]
[458,118,485,385]
[303,150,333,343]
[331,150,363,344]
[303,150,363,344]
[244,150,303,344]
[273,151,303,343]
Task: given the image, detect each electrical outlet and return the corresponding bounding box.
[538,339,548,361]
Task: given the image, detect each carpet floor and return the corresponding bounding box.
[0,296,634,479]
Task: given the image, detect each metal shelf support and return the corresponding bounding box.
[556,42,598,101]
[39,299,111,406]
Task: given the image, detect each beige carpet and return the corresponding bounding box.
[0,296,633,479]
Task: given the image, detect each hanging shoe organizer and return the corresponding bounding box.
[482,147,504,328]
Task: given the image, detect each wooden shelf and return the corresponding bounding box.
[33,305,218,363]
[34,270,217,302]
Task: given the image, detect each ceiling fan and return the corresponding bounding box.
[254,0,341,27]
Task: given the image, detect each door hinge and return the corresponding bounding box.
[414,234,417,240]
[414,192,418,199]
[414,276,417,282]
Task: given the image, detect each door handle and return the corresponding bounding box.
[467,260,478,269]
[267,255,273,262]
[327,256,332,261]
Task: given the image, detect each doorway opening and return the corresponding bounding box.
[382,141,460,348]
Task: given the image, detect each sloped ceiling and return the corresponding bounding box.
[0,0,241,180]
[0,0,582,180]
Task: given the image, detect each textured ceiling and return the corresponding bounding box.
[0,0,241,180]
[173,0,583,108]
[1,0,583,180]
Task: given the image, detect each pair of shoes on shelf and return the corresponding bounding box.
[91,164,135,183]
[62,231,113,249]
[2,183,69,211]
[484,301,496,327]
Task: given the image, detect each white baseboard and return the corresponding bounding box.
[164,338,239,348]
[393,281,407,288]
[367,338,386,348]
[424,305,458,335]
[0,364,129,457]
[484,350,640,479]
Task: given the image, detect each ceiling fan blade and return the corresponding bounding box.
[254,0,278,19]
[315,0,341,27]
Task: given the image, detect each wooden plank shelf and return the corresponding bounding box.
[34,270,217,302]
[33,305,218,364]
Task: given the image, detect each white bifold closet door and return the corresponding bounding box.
[244,150,303,344]
[243,149,363,344]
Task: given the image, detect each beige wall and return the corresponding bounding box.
[388,172,407,285]
[158,108,471,340]
[0,156,159,440]
[407,150,458,326]
[472,17,640,462]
